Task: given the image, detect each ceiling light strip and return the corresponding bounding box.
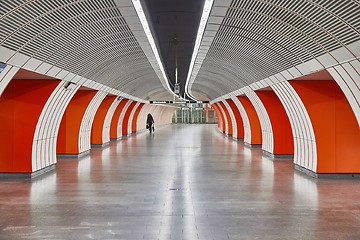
[185,0,215,100]
[131,0,177,97]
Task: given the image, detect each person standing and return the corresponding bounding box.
[146,113,155,133]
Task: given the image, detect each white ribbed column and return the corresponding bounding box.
[272,81,317,171]
[231,96,251,144]
[32,81,79,171]
[117,100,133,137]
[102,98,121,144]
[327,59,360,125]
[79,91,107,154]
[127,102,141,134]
[222,100,238,138]
[246,91,273,153]
[0,65,19,96]
[216,103,229,134]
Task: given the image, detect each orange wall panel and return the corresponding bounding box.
[91,95,116,145]
[219,101,233,135]
[0,79,59,172]
[291,80,360,173]
[132,103,145,133]
[237,96,262,145]
[212,103,224,132]
[256,91,294,154]
[110,99,129,139]
[57,90,97,154]
[226,99,244,139]
[122,101,137,135]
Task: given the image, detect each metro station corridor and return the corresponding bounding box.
[1,124,359,240]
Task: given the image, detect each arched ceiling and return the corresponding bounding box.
[0,0,174,101]
[188,0,360,100]
[0,0,359,102]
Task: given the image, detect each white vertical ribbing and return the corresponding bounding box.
[246,91,273,153]
[222,100,237,138]
[0,65,19,96]
[157,106,176,125]
[102,98,121,144]
[327,59,360,125]
[216,103,229,134]
[163,106,176,124]
[117,100,132,137]
[152,106,162,125]
[32,81,80,172]
[272,81,317,171]
[78,91,107,153]
[137,104,151,131]
[136,104,176,132]
[231,96,251,144]
[128,102,141,134]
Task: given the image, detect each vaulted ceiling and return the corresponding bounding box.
[0,0,359,102]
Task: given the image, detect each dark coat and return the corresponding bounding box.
[146,114,154,125]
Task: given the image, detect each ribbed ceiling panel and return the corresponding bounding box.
[0,0,173,100]
[191,0,360,100]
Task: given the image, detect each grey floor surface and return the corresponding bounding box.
[0,124,360,240]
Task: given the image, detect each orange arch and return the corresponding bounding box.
[122,101,137,135]
[132,103,145,133]
[91,95,116,145]
[57,90,97,155]
[219,101,233,136]
[110,99,129,140]
[226,98,244,139]
[212,103,225,132]
[0,79,59,172]
[256,90,294,155]
[291,80,360,173]
[237,96,262,145]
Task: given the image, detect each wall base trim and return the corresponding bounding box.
[295,164,360,179]
[263,150,294,159]
[91,142,110,148]
[244,142,262,148]
[57,150,90,158]
[233,137,244,142]
[110,137,122,141]
[0,164,55,179]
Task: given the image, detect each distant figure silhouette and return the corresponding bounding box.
[146,113,155,133]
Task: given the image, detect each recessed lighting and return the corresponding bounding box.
[131,0,178,97]
[185,0,214,100]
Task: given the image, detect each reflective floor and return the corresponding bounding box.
[1,124,360,240]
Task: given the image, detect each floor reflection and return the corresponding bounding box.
[0,124,359,239]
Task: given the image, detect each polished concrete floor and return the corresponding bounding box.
[0,124,360,240]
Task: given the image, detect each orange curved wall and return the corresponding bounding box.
[226,98,244,139]
[0,79,59,172]
[91,95,116,145]
[291,80,360,173]
[256,91,294,154]
[237,96,262,145]
[132,103,145,133]
[110,99,129,139]
[57,90,97,154]
[122,101,137,135]
[212,103,225,132]
[219,101,233,135]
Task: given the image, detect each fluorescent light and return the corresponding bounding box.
[131,0,178,97]
[185,0,214,100]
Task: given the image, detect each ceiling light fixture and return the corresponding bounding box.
[131,0,178,98]
[185,0,214,101]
